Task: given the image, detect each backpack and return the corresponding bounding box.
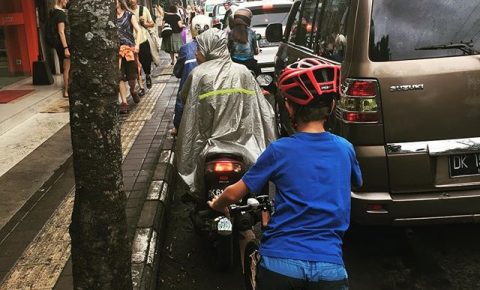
[45,10,59,47]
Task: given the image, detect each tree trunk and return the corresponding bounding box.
[68,1,133,289]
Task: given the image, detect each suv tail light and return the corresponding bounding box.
[336,79,380,123]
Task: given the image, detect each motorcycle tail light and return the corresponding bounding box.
[207,162,243,173]
[215,162,233,172]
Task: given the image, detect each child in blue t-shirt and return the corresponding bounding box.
[208,58,362,290]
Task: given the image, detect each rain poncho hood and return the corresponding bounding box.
[176,28,276,199]
[196,28,231,61]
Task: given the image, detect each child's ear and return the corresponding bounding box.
[329,99,336,115]
[285,99,295,119]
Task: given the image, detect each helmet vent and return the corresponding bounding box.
[313,68,333,83]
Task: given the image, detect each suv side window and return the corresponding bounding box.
[316,0,350,62]
[288,0,319,48]
[312,0,326,53]
[287,3,302,43]
[369,1,480,61]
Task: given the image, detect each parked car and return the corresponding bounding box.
[266,0,480,225]
[237,0,293,74]
[209,3,239,29]
[203,0,224,17]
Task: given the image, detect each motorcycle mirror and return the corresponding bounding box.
[256,74,273,87]
[247,198,260,209]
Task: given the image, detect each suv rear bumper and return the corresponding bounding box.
[351,189,480,225]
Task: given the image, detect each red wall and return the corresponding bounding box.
[0,0,38,74]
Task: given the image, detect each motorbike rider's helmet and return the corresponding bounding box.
[278,58,341,106]
[233,8,252,26]
[191,15,211,38]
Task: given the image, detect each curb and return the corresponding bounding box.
[131,133,176,290]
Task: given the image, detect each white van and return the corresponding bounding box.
[203,0,224,16]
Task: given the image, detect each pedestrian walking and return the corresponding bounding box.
[161,5,185,65]
[222,1,233,30]
[51,0,70,98]
[154,5,164,37]
[176,3,188,45]
[195,5,203,16]
[117,0,141,113]
[186,5,193,25]
[128,0,158,90]
[177,3,187,23]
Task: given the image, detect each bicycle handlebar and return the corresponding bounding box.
[229,195,271,214]
[199,195,272,217]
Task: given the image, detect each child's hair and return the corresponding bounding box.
[288,93,335,124]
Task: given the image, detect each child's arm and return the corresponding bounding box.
[209,145,277,214]
[351,153,363,189]
[208,180,249,214]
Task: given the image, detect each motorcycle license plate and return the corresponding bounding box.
[217,217,232,236]
[208,189,224,199]
[449,153,480,178]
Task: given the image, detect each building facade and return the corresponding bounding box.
[0,0,187,89]
[0,0,39,87]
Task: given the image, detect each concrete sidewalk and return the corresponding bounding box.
[0,57,179,289]
[0,75,69,232]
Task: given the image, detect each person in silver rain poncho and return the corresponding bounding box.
[176,28,276,201]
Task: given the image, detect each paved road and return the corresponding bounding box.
[158,178,480,290]
[346,224,480,290]
[156,180,244,290]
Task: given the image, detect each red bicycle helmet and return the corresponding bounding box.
[278,58,341,106]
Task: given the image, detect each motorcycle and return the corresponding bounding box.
[190,75,274,270]
[191,152,250,269]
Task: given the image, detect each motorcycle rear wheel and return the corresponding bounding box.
[243,240,260,290]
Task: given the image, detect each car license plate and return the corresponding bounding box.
[449,153,480,177]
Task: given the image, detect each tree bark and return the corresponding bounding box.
[68,1,132,289]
